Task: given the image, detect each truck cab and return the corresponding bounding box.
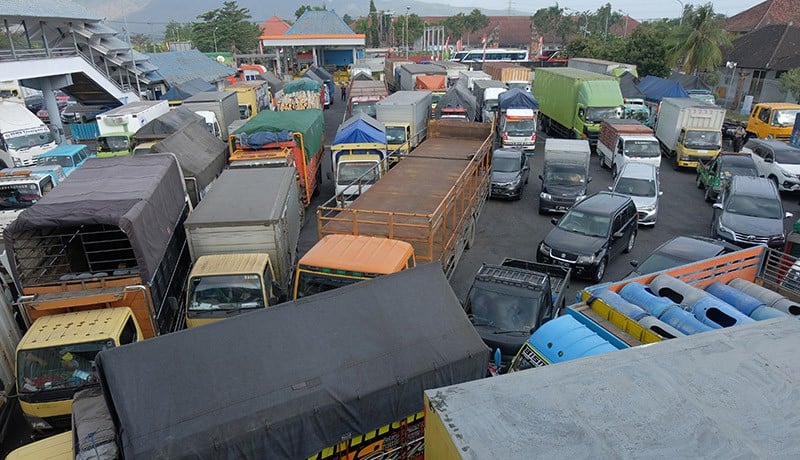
[383,122,412,159]
[186,253,278,328]
[674,127,722,168]
[500,108,537,152]
[15,307,143,431]
[747,103,800,141]
[0,170,56,236]
[195,110,222,139]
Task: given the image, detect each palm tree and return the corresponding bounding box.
[671,3,731,74]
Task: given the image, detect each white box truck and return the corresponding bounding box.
[95,100,169,157]
[0,101,56,167]
[457,70,491,91]
[376,90,432,159]
[655,97,724,170]
[181,91,240,140]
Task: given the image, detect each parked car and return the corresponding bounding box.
[711,176,792,248]
[537,191,638,282]
[36,144,93,176]
[61,103,113,124]
[741,138,800,192]
[625,235,739,279]
[608,162,661,226]
[490,147,529,200]
[696,151,759,202]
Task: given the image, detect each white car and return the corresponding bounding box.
[608,162,661,226]
[742,138,800,192]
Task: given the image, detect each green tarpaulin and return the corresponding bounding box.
[233,109,324,161]
[283,78,321,94]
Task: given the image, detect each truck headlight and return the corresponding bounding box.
[23,413,53,431]
[577,254,596,264]
[540,192,552,200]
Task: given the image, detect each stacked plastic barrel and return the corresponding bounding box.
[593,274,800,339]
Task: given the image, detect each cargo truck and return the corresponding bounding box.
[496,88,538,152]
[223,80,270,120]
[425,318,800,459]
[534,67,624,145]
[346,79,389,120]
[431,60,469,87]
[95,100,169,157]
[7,155,191,431]
[228,109,324,205]
[396,63,448,92]
[746,102,800,141]
[597,118,661,176]
[434,85,477,122]
[131,107,204,155]
[655,97,724,170]
[375,90,431,158]
[317,120,492,278]
[183,167,302,328]
[472,79,507,123]
[0,100,56,167]
[0,169,57,238]
[457,70,491,92]
[181,90,240,140]
[481,62,531,91]
[384,58,413,92]
[538,139,591,214]
[73,264,488,459]
[567,57,638,77]
[331,113,388,203]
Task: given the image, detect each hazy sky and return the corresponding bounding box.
[418,0,764,21]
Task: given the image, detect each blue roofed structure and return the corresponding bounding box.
[285,10,355,36]
[146,50,236,89]
[637,76,690,103]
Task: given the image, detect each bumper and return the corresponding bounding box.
[637,208,658,225]
[715,232,784,249]
[539,195,579,213]
[491,183,523,199]
[537,249,599,279]
[777,179,800,192]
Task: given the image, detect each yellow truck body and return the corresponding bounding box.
[746,102,800,141]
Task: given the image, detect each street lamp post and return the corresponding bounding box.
[213,27,218,53]
[675,0,684,26]
[405,7,410,58]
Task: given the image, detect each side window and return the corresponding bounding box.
[612,213,624,233]
[119,316,137,345]
[754,147,765,159]
[72,154,80,165]
[677,130,685,143]
[627,203,637,225]
[759,109,770,123]
[80,148,89,160]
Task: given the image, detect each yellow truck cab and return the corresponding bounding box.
[293,234,415,300]
[15,307,142,431]
[5,430,72,460]
[384,122,412,159]
[746,102,800,141]
[186,253,277,328]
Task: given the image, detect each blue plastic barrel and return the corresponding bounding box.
[705,282,763,316]
[637,316,685,339]
[649,274,707,307]
[529,315,620,364]
[690,296,755,328]
[728,278,800,316]
[591,288,649,321]
[750,305,789,320]
[619,283,713,335]
[659,307,715,334]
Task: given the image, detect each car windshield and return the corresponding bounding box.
[558,210,610,237]
[585,107,621,124]
[493,156,521,173]
[773,109,800,127]
[351,102,377,118]
[38,155,74,168]
[18,340,113,394]
[544,164,585,185]
[97,135,129,152]
[774,147,800,165]
[614,177,656,197]
[0,183,42,209]
[384,126,407,144]
[635,252,692,274]
[726,194,783,219]
[625,140,660,158]
[338,162,379,185]
[188,274,265,311]
[4,131,55,151]
[468,286,540,331]
[504,119,535,136]
[684,130,721,150]
[295,269,366,299]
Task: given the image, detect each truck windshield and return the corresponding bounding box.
[544,165,586,185]
[385,126,407,144]
[338,163,379,185]
[625,140,660,158]
[0,183,42,209]
[4,130,55,151]
[295,269,367,299]
[684,131,721,150]
[18,340,113,394]
[38,155,74,168]
[623,107,650,124]
[188,274,265,311]
[351,102,377,118]
[469,285,541,331]
[431,93,443,105]
[585,107,621,124]
[504,119,535,136]
[97,135,129,152]
[772,109,800,127]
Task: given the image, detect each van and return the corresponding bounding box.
[538,139,591,214]
[0,101,56,167]
[538,191,638,282]
[36,144,92,176]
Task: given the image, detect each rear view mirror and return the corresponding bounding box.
[786,212,794,219]
[630,260,639,267]
[587,176,592,183]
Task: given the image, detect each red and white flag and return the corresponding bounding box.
[456,38,463,52]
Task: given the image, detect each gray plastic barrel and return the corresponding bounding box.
[705,282,763,316]
[728,278,800,316]
[750,305,789,320]
[690,296,755,328]
[649,274,708,307]
[591,288,649,321]
[619,283,713,335]
[637,316,685,339]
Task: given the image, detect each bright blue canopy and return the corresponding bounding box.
[637,76,689,103]
[334,113,387,145]
[498,87,538,110]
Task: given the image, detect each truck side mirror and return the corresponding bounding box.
[538,174,544,180]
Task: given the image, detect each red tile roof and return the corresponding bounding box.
[259,15,290,35]
[725,0,800,33]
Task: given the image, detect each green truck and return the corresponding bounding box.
[533,68,624,146]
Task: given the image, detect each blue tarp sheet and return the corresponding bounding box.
[334,113,386,145]
[498,88,539,110]
[637,76,689,102]
[240,130,293,149]
[160,78,215,101]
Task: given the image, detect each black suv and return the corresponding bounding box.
[711,176,792,248]
[537,191,638,282]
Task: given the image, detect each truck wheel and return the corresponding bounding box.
[696,175,704,189]
[465,217,477,250]
[672,155,680,171]
[593,258,607,283]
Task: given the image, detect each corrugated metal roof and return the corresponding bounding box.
[145,49,236,86]
[286,10,354,36]
[2,0,101,21]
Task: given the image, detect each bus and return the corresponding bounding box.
[450,48,529,63]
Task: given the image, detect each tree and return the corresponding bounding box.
[194,1,261,53]
[367,0,379,47]
[164,21,193,42]
[464,9,489,47]
[779,68,800,102]
[393,14,425,50]
[670,3,731,74]
[440,14,467,44]
[342,14,353,25]
[623,23,671,77]
[294,4,326,20]
[532,5,577,45]
[129,33,161,53]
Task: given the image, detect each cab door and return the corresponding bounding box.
[749,106,770,138]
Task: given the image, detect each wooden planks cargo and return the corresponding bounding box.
[482,62,531,83]
[317,120,492,277]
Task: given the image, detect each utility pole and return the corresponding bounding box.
[213,27,218,53]
[676,0,684,26]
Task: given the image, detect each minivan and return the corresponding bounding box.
[490,148,529,199]
[538,191,638,282]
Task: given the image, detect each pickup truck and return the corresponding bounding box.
[465,258,570,373]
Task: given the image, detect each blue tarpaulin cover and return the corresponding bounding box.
[240,130,293,148]
[334,113,386,145]
[498,88,539,110]
[637,76,689,102]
